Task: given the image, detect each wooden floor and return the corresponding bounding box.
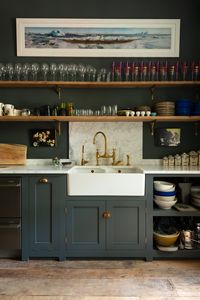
[0,259,200,300]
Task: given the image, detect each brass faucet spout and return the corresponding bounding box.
[93,131,108,156]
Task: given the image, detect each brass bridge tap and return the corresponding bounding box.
[93,131,117,166]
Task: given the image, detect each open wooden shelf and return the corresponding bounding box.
[0,80,199,88]
[0,115,200,122]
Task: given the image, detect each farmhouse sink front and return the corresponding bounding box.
[67,166,145,196]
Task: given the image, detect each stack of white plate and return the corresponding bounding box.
[154,101,175,116]
[191,186,200,208]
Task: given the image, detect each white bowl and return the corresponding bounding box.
[154,194,176,201]
[154,198,177,209]
[191,186,200,193]
[154,181,175,192]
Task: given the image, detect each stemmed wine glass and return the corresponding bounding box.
[0,63,6,80]
[57,63,65,81]
[14,63,22,80]
[41,63,49,81]
[30,63,40,81]
[77,64,86,81]
[5,63,14,80]
[49,63,57,81]
[21,63,31,80]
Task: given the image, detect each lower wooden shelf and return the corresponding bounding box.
[0,115,200,122]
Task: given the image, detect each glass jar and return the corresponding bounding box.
[168,155,175,167]
[195,223,200,249]
[175,154,181,166]
[181,153,189,166]
[162,156,169,166]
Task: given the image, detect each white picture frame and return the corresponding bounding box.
[16,18,180,57]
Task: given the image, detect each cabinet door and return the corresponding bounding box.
[106,199,146,250]
[29,175,65,256]
[66,199,105,251]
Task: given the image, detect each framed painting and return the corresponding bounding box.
[155,128,181,147]
[30,129,56,147]
[16,18,180,57]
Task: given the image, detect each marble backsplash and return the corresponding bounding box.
[69,122,143,166]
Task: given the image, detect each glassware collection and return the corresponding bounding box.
[0,60,199,82]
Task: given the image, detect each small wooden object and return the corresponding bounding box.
[0,143,27,165]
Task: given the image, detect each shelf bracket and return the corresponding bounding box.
[55,86,62,100]
[55,121,61,136]
[149,120,156,136]
[150,86,156,102]
[194,122,199,136]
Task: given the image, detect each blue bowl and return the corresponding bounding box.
[154,190,176,196]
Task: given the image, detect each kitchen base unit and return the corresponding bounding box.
[22,175,66,261]
[65,196,147,258]
[146,174,200,261]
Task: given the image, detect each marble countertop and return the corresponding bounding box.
[0,160,200,175]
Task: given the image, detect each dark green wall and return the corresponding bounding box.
[0,0,199,158]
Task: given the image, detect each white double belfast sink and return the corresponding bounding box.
[67,166,145,196]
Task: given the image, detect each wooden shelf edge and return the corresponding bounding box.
[0,116,200,122]
[0,80,199,88]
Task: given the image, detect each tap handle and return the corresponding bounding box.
[126,154,130,166]
[112,148,116,164]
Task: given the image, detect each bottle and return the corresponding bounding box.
[67,102,74,116]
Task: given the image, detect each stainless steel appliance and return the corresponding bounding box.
[0,177,21,258]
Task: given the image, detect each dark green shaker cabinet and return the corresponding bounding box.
[66,199,105,251]
[28,175,66,259]
[65,197,146,257]
[106,199,145,251]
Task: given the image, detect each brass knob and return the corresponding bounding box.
[39,178,48,183]
[102,211,111,219]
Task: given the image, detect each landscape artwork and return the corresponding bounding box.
[16,19,180,57]
[155,128,181,147]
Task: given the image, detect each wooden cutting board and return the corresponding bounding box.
[0,144,27,165]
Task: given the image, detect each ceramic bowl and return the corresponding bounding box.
[154,195,176,201]
[154,190,176,196]
[154,197,177,209]
[153,231,180,246]
[154,180,175,192]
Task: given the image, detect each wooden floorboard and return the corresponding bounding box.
[0,259,200,299]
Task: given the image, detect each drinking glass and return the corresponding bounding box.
[57,63,65,81]
[49,63,57,81]
[111,105,118,116]
[5,63,14,80]
[14,63,22,80]
[86,65,95,81]
[30,63,40,81]
[41,63,49,81]
[21,63,31,80]
[70,64,78,81]
[0,63,6,80]
[77,64,86,81]
[63,64,69,81]
[97,68,107,81]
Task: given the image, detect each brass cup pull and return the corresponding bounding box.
[102,211,111,219]
[39,178,48,184]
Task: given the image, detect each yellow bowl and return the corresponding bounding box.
[153,231,180,246]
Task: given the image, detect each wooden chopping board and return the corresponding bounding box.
[0,143,27,165]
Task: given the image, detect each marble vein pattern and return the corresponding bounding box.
[69,122,143,166]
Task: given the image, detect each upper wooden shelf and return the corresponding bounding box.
[0,81,199,88]
[0,116,199,122]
